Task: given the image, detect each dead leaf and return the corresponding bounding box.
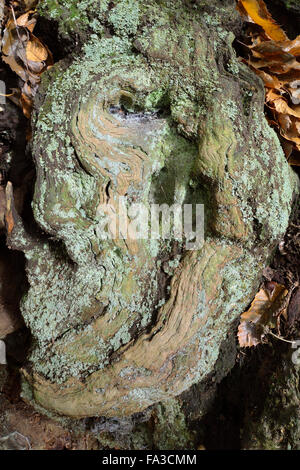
[5,181,15,236]
[277,112,292,132]
[280,118,300,145]
[26,36,48,62]
[251,40,293,61]
[287,153,300,165]
[281,139,294,159]
[273,98,300,118]
[1,4,53,119]
[288,87,300,105]
[21,90,32,119]
[238,282,288,347]
[281,35,300,56]
[237,0,300,165]
[252,68,281,88]
[2,54,28,82]
[237,0,288,41]
[238,320,264,348]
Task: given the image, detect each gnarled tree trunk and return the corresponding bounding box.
[0,0,299,450]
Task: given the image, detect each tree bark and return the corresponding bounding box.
[0,0,299,450]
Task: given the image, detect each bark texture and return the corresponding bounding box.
[5,0,299,420]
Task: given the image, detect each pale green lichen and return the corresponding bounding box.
[108,0,140,36]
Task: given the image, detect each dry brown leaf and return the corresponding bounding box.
[5,182,15,236]
[287,152,300,165]
[21,91,32,119]
[16,11,37,31]
[237,0,288,42]
[27,58,46,74]
[236,0,252,21]
[238,321,263,348]
[277,112,292,131]
[17,11,31,26]
[265,88,281,102]
[275,70,300,84]
[280,118,300,145]
[288,87,300,105]
[237,0,300,165]
[281,35,300,56]
[281,139,294,159]
[1,3,53,119]
[240,282,288,323]
[26,36,48,62]
[2,54,28,82]
[1,22,20,57]
[2,1,53,117]
[273,98,300,118]
[253,68,281,88]
[238,282,288,348]
[249,57,300,73]
[251,40,293,61]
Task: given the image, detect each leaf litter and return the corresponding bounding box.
[0,0,53,119]
[236,0,300,346]
[237,0,300,166]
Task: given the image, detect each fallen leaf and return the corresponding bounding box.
[5,181,15,236]
[237,0,288,41]
[273,98,300,118]
[1,4,53,119]
[289,87,300,105]
[280,119,300,145]
[277,112,292,132]
[26,36,48,62]
[252,68,281,88]
[21,90,33,119]
[251,40,293,61]
[281,35,300,56]
[238,282,288,347]
[2,54,28,82]
[238,320,263,348]
[287,153,300,165]
[237,0,300,165]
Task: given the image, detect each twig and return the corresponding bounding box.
[268,331,295,344]
[10,2,30,75]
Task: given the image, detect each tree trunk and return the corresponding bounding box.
[0,0,299,450]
